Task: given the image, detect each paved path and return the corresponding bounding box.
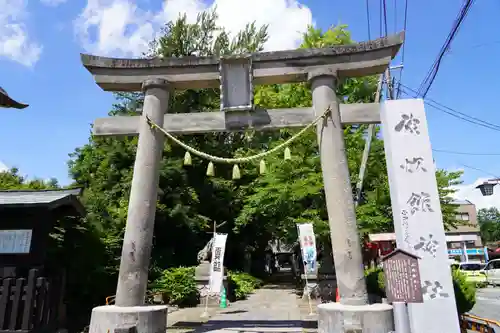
[191,285,313,333]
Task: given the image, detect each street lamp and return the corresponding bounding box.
[0,86,28,109]
[476,178,500,196]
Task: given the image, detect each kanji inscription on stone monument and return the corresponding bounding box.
[381,248,423,303]
[381,99,460,333]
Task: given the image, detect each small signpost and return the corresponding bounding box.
[381,248,423,333]
[381,248,423,304]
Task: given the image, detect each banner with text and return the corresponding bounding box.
[209,233,228,293]
[297,223,317,273]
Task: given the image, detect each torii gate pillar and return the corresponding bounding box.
[115,79,170,307]
[310,70,367,305]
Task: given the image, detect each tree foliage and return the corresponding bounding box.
[478,207,500,243]
[0,167,59,189]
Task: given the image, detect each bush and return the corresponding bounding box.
[228,271,263,301]
[451,267,476,315]
[365,266,476,315]
[150,266,199,307]
[365,267,385,298]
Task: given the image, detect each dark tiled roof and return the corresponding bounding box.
[0,188,84,214]
[0,86,28,109]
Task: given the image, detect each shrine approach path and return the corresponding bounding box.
[191,285,316,333]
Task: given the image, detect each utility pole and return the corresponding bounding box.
[354,68,393,207]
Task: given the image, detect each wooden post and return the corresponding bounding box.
[309,70,367,305]
[114,79,170,307]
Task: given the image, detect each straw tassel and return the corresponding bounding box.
[183,151,192,166]
[284,147,291,160]
[259,160,267,175]
[232,164,241,180]
[206,162,215,176]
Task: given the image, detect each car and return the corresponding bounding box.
[451,261,487,283]
[481,259,500,285]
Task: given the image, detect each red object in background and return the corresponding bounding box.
[379,241,394,256]
[365,241,379,251]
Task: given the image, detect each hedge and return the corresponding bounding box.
[365,266,475,315]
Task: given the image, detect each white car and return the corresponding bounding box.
[481,259,500,285]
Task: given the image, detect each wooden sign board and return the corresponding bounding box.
[381,248,423,303]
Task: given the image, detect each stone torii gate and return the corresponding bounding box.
[82,32,404,332]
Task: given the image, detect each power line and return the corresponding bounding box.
[379,0,382,37]
[393,0,397,34]
[460,163,500,179]
[395,82,500,132]
[416,0,476,98]
[382,0,389,37]
[366,0,371,40]
[401,89,500,132]
[396,0,409,99]
[432,149,500,156]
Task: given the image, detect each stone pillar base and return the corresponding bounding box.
[317,302,394,333]
[89,305,168,333]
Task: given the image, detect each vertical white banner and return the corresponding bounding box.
[381,99,460,333]
[209,233,228,293]
[297,223,317,273]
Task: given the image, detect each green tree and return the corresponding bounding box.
[68,10,272,278]
[0,167,59,189]
[233,25,464,248]
[478,207,500,243]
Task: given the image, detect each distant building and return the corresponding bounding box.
[446,199,485,262]
[447,199,482,247]
[368,199,487,263]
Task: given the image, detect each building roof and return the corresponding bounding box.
[0,188,84,214]
[0,86,28,109]
[451,199,474,205]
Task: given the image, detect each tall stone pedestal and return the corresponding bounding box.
[317,303,394,333]
[88,305,168,333]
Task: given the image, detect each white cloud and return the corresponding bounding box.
[0,0,42,66]
[0,161,9,172]
[74,0,313,57]
[452,177,500,210]
[40,0,67,7]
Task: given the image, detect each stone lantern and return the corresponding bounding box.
[0,86,28,109]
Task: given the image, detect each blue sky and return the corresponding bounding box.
[1,0,499,206]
